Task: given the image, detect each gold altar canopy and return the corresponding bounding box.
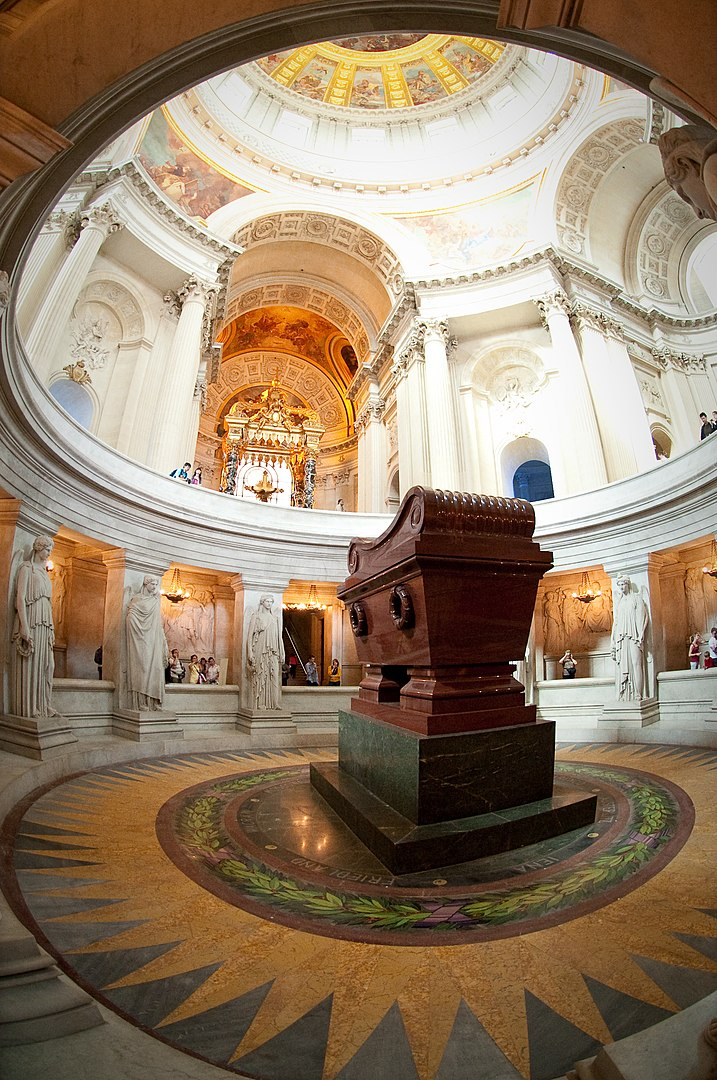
[220,382,325,507]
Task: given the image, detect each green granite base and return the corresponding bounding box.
[310,760,598,874]
[335,708,556,825]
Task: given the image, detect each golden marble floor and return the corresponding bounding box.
[4,743,717,1080]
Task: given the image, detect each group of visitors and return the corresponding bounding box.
[690,629,717,669]
[169,462,203,485]
[698,411,717,440]
[166,648,219,684]
[280,655,341,686]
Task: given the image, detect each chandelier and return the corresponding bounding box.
[161,567,190,604]
[284,583,327,612]
[703,539,717,579]
[572,572,602,605]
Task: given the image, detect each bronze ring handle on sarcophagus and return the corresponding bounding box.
[349,602,368,637]
[389,584,414,631]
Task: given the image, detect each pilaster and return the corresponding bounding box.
[534,292,607,493]
[355,384,387,513]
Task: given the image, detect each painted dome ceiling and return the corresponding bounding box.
[253,34,505,109]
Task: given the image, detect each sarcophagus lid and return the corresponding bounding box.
[338,486,553,667]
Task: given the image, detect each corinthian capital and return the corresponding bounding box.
[79,202,124,238]
[533,291,570,327]
[355,398,386,432]
[178,276,216,308]
[419,318,457,354]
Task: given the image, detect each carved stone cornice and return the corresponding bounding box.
[378,283,418,346]
[414,246,717,333]
[107,161,243,258]
[650,347,706,373]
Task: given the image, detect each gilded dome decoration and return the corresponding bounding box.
[255,35,505,109]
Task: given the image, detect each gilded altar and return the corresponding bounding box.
[220,382,325,508]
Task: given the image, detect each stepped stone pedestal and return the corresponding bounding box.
[0,713,78,760]
[310,486,597,874]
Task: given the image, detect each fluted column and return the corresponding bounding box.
[534,293,607,493]
[137,303,180,467]
[25,203,124,381]
[573,306,651,482]
[16,211,70,336]
[356,383,387,512]
[152,277,215,474]
[391,322,430,496]
[652,346,704,454]
[422,318,460,490]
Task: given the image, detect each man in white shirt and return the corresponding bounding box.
[708,627,717,669]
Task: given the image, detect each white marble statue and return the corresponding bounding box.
[126,575,169,711]
[611,575,649,701]
[11,535,56,717]
[658,124,717,222]
[246,594,282,710]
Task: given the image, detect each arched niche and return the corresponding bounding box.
[501,437,554,502]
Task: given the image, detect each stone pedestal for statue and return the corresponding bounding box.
[113,708,182,742]
[0,713,77,760]
[601,699,660,728]
[310,487,597,874]
[236,706,294,742]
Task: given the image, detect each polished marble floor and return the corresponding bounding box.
[3,743,717,1080]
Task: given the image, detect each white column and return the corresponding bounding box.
[356,383,387,512]
[185,355,209,468]
[137,304,180,467]
[16,212,69,337]
[151,277,215,475]
[654,347,702,454]
[422,318,460,490]
[391,322,430,496]
[534,293,607,493]
[114,337,155,456]
[575,308,653,482]
[25,203,124,381]
[458,385,482,494]
[607,333,656,471]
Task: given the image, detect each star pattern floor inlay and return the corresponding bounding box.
[3,743,717,1080]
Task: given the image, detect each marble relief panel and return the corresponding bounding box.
[162,587,216,658]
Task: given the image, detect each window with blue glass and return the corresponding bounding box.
[513,459,554,502]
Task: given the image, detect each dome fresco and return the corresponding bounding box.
[254,34,505,109]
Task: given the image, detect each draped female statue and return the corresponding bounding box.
[11,535,56,717]
[611,575,649,701]
[246,594,281,710]
[126,576,169,711]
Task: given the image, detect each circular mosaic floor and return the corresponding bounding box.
[4,743,717,1080]
[156,760,691,944]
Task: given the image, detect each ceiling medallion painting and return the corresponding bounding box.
[221,307,337,367]
[255,35,505,109]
